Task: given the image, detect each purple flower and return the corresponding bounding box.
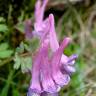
[25,0,49,40]
[51,38,71,87]
[29,47,43,93]
[49,14,78,74]
[34,0,49,37]
[27,38,77,95]
[27,0,78,96]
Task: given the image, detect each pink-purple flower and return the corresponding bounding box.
[26,0,78,96]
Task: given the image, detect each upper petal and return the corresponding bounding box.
[51,37,71,68]
[49,14,59,52]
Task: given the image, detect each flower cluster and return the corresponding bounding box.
[26,0,78,96]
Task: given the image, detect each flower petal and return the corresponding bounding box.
[35,0,48,29]
[27,89,40,96]
[51,38,71,86]
[40,48,58,93]
[49,14,59,52]
[29,47,46,93]
[53,71,70,86]
[64,65,76,73]
[49,14,71,53]
[35,0,42,23]
[51,37,71,67]
[61,54,69,65]
[41,92,58,96]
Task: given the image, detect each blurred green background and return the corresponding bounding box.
[0,0,96,96]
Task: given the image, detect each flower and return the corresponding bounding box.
[24,0,49,40]
[49,14,78,74]
[51,38,71,87]
[34,0,49,37]
[27,37,77,95]
[27,0,78,96]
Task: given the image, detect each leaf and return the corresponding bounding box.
[24,43,30,51]
[25,38,39,52]
[16,42,24,53]
[0,50,13,58]
[21,56,32,73]
[15,23,24,33]
[0,43,9,51]
[0,24,8,32]
[13,53,21,69]
[13,53,32,73]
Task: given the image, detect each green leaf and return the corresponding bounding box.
[13,53,32,73]
[13,53,21,69]
[21,56,32,73]
[25,38,40,52]
[15,23,24,33]
[0,50,13,58]
[0,24,8,32]
[16,42,24,53]
[0,43,9,51]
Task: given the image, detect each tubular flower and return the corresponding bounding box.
[34,0,49,37]
[27,0,78,96]
[24,0,49,40]
[51,38,71,87]
[49,14,78,74]
[27,38,72,96]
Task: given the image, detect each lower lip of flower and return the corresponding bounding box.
[52,69,70,86]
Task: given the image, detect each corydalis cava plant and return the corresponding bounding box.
[25,0,78,96]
